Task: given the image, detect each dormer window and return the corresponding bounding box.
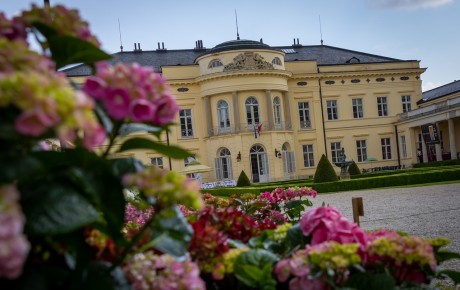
[272,57,282,66]
[208,59,223,69]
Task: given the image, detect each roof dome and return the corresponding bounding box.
[204,39,277,55]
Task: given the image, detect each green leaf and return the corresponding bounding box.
[118,137,192,159]
[118,123,162,136]
[110,157,145,178]
[0,154,43,184]
[438,269,460,284]
[285,223,309,252]
[234,249,278,290]
[48,35,111,69]
[344,272,396,290]
[435,251,460,264]
[22,183,99,235]
[144,206,193,258]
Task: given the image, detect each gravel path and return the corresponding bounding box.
[309,182,460,271]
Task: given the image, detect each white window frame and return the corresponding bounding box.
[272,57,282,66]
[377,96,388,117]
[401,135,407,159]
[302,144,315,167]
[180,109,194,138]
[331,142,342,164]
[273,97,282,127]
[217,100,231,132]
[402,95,411,113]
[352,98,363,119]
[326,100,338,120]
[356,140,367,163]
[381,137,392,160]
[245,97,260,126]
[298,102,311,129]
[208,59,223,68]
[150,157,164,169]
[282,143,296,174]
[215,148,232,180]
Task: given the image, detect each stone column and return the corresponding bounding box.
[232,91,240,132]
[204,96,212,136]
[265,90,274,130]
[283,92,292,129]
[448,118,458,159]
[435,122,442,161]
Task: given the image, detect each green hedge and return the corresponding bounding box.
[413,159,460,168]
[203,167,460,197]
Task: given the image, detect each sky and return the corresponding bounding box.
[2,0,459,92]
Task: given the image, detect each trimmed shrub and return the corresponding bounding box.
[413,159,460,168]
[236,170,251,187]
[314,154,339,183]
[348,161,361,176]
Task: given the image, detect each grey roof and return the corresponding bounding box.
[418,80,460,105]
[62,40,405,77]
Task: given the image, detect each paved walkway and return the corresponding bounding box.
[309,183,460,271]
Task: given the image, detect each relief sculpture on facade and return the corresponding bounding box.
[223,52,274,71]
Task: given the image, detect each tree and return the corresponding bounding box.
[314,154,339,183]
[348,161,361,176]
[237,170,251,187]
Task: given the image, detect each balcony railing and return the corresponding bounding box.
[208,121,292,137]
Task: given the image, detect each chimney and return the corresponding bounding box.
[292,38,302,47]
[162,42,164,49]
[138,43,142,51]
[194,40,205,50]
[134,43,137,51]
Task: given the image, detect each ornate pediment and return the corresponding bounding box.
[223,52,274,72]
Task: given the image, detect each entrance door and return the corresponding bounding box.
[250,145,269,183]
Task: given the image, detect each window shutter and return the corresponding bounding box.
[215,158,222,180]
[227,157,233,179]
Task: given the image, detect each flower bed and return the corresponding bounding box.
[0,4,459,290]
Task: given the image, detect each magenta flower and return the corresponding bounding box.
[82,76,107,100]
[130,99,155,122]
[103,88,131,120]
[15,107,60,137]
[300,206,367,248]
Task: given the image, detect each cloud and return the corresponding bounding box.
[369,0,453,10]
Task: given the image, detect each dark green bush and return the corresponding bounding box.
[314,154,338,183]
[413,159,460,168]
[236,170,251,187]
[348,161,361,176]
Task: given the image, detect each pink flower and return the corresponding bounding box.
[103,88,131,120]
[130,99,155,122]
[82,124,106,149]
[15,108,60,137]
[274,259,292,282]
[151,94,179,125]
[82,76,107,100]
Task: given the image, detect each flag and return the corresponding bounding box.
[257,123,262,135]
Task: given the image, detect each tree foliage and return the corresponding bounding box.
[314,154,338,183]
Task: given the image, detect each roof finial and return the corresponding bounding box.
[319,15,324,45]
[235,10,240,40]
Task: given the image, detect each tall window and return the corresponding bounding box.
[298,102,311,129]
[302,144,315,167]
[356,140,367,162]
[282,143,296,174]
[150,157,164,169]
[217,100,230,132]
[273,97,282,127]
[331,142,342,164]
[180,109,194,138]
[381,138,392,160]
[400,135,407,159]
[377,97,388,116]
[245,97,260,125]
[326,100,338,120]
[352,98,363,119]
[215,148,232,180]
[402,95,411,113]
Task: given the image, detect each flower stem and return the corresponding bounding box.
[102,122,122,157]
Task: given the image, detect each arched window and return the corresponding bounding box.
[245,97,260,126]
[208,59,223,69]
[217,100,231,133]
[273,97,282,128]
[249,145,269,183]
[215,148,232,180]
[272,57,282,66]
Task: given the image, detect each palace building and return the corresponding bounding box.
[63,38,459,184]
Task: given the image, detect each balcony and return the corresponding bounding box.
[208,121,292,137]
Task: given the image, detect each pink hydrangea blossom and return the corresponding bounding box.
[83,62,179,126]
[300,206,367,248]
[0,184,30,279]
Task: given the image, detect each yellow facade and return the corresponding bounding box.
[67,39,450,184]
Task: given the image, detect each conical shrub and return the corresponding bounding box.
[314,154,338,183]
[348,161,361,176]
[236,170,251,187]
